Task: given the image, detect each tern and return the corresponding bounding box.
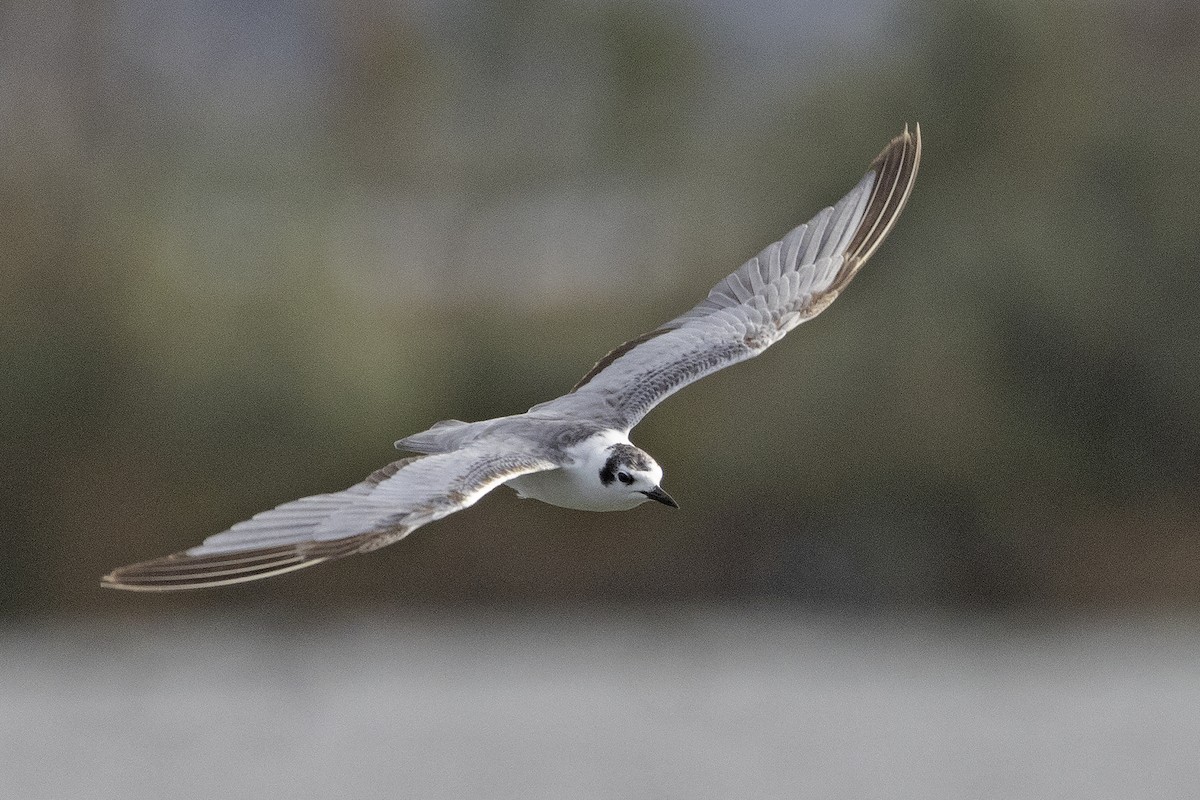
[103,125,921,591]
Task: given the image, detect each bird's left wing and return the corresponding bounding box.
[531,125,920,432]
[101,445,558,591]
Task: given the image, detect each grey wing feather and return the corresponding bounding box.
[101,447,558,591]
[533,125,921,431]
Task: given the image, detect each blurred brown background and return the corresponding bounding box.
[4,0,1200,615]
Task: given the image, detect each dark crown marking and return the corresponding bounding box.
[598,443,652,486]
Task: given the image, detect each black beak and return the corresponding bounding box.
[642,486,679,508]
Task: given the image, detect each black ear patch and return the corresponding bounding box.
[599,455,618,486]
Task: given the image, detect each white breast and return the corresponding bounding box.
[505,467,643,512]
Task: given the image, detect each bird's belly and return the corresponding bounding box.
[505,469,636,512]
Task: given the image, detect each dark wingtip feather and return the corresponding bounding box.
[99,538,368,592]
[840,123,922,280]
[789,125,921,321]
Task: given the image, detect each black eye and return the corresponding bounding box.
[617,472,633,485]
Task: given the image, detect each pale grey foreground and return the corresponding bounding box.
[4,608,1199,800]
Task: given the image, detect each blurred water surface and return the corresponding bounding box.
[5,607,1199,799]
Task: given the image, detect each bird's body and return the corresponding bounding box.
[504,432,668,512]
[103,126,921,591]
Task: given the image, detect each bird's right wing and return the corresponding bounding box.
[531,125,920,432]
[101,445,558,591]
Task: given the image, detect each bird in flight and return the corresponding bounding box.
[103,125,921,591]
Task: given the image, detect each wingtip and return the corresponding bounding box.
[832,124,922,288]
[99,570,158,592]
[100,575,157,592]
[97,551,341,592]
[874,123,921,171]
[100,565,165,592]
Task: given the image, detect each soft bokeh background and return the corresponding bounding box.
[4,0,1200,796]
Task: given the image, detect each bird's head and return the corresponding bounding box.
[598,443,677,509]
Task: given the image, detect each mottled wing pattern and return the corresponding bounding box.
[102,447,558,591]
[537,125,921,431]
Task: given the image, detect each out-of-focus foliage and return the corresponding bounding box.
[3,0,1199,614]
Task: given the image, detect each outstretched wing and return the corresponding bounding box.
[101,446,558,591]
[533,125,921,432]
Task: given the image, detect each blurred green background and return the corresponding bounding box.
[5,0,1199,615]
